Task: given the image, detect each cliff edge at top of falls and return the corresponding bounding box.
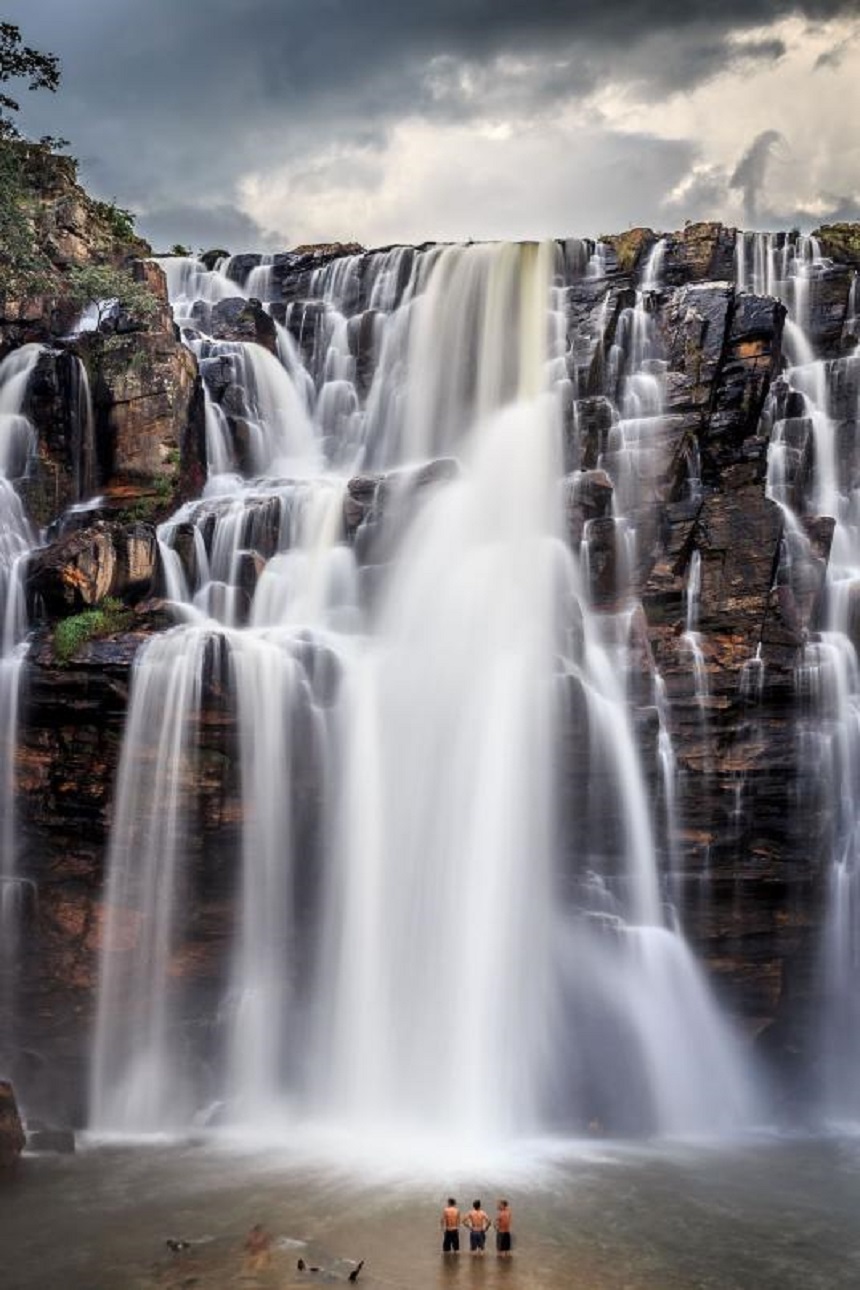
[2,165,859,1121]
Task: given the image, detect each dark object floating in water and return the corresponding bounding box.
[297,1257,321,1272]
[166,1239,192,1253]
[348,1260,365,1282]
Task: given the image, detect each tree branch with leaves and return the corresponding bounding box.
[0,22,60,140]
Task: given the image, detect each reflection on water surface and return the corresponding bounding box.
[4,1135,860,1289]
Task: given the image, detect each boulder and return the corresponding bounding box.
[209,297,277,355]
[27,521,158,615]
[0,1082,25,1169]
[660,222,737,286]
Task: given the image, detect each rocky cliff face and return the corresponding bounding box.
[4,212,859,1122]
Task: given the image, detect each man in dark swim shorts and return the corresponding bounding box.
[494,1199,513,1257]
[441,1197,460,1253]
[464,1200,491,1255]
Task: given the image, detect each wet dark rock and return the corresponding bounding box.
[0,1081,25,1169]
[199,354,240,401]
[599,228,657,277]
[27,1126,75,1153]
[210,297,278,355]
[272,244,365,308]
[27,521,158,616]
[566,397,615,471]
[583,516,620,607]
[704,291,785,481]
[234,550,267,610]
[223,253,260,287]
[199,249,230,271]
[564,469,614,549]
[804,264,853,356]
[350,307,380,396]
[344,474,379,535]
[660,222,737,286]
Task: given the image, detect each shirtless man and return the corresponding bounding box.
[441,1197,461,1254]
[463,1200,492,1255]
[494,1199,513,1258]
[243,1222,272,1273]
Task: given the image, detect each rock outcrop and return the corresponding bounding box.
[0,1082,25,1169]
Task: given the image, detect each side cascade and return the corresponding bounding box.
[0,345,43,1039]
[744,231,860,1120]
[89,240,758,1141]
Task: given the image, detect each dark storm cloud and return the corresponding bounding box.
[814,29,856,69]
[140,203,282,254]
[1,0,856,246]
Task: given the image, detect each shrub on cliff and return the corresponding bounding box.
[0,22,59,141]
[66,263,161,334]
[0,25,62,300]
[53,597,132,663]
[0,140,55,299]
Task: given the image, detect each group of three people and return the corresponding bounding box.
[441,1198,513,1257]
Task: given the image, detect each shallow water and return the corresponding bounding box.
[4,1134,860,1289]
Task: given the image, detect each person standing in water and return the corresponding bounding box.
[463,1200,492,1255]
[494,1199,513,1257]
[441,1198,461,1254]
[243,1223,272,1273]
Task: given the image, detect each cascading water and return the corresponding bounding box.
[90,241,757,1143]
[746,231,860,1118]
[0,345,42,1034]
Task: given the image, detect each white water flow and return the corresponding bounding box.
[91,243,755,1143]
[748,232,860,1116]
[0,346,41,1029]
[90,630,208,1130]
[684,550,709,713]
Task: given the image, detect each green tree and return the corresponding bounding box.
[93,199,138,242]
[0,26,62,298]
[0,144,54,298]
[66,264,160,331]
[0,23,60,140]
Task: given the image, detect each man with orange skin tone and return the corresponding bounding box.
[243,1223,272,1273]
[440,1198,461,1254]
[494,1199,513,1257]
[463,1199,492,1255]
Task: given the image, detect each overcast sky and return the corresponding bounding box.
[4,1,859,252]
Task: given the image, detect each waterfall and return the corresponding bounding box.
[0,345,41,1037]
[69,355,97,502]
[750,230,860,1118]
[90,238,757,1140]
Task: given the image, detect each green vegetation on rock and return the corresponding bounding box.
[0,25,63,298]
[599,227,656,275]
[92,199,138,243]
[66,263,160,331]
[53,596,132,663]
[0,141,55,298]
[814,224,860,270]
